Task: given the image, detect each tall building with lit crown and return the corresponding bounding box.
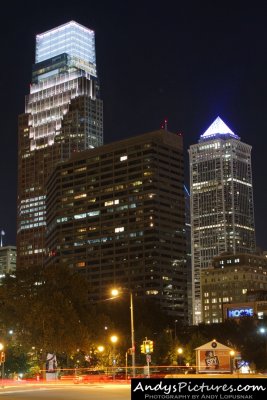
[189,117,256,324]
[17,21,103,268]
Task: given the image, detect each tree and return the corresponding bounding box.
[0,264,92,360]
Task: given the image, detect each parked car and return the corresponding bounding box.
[73,370,108,384]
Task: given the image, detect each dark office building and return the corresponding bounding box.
[46,129,188,320]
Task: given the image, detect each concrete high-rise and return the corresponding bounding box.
[189,117,256,324]
[17,21,103,268]
[45,130,188,319]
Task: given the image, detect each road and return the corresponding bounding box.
[0,383,131,399]
[0,374,266,399]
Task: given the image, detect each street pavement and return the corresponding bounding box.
[0,382,131,399]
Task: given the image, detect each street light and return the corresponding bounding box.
[177,347,183,366]
[110,335,118,380]
[97,345,105,369]
[229,350,235,374]
[0,342,4,387]
[111,288,136,377]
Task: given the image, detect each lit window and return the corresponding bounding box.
[120,155,128,161]
[145,290,158,295]
[104,199,119,207]
[76,262,85,267]
[115,227,124,233]
[74,193,87,199]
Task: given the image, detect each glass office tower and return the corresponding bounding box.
[189,117,256,324]
[17,21,103,268]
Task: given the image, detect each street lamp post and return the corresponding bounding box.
[97,346,104,369]
[0,343,4,388]
[177,347,183,367]
[130,291,136,378]
[110,335,118,380]
[111,288,136,377]
[229,350,235,374]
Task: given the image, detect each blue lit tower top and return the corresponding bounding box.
[199,116,240,142]
[35,21,97,78]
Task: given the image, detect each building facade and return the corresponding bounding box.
[17,21,103,268]
[189,117,256,324]
[201,253,267,323]
[0,246,17,275]
[45,130,188,319]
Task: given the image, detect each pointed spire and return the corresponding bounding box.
[200,116,240,141]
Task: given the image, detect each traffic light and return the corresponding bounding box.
[141,339,154,354]
[149,340,154,353]
[144,341,150,354]
[0,352,5,363]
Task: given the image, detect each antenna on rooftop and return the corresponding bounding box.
[0,230,5,247]
[161,118,168,130]
[164,118,168,131]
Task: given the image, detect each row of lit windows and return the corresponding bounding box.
[20,221,46,230]
[219,258,240,265]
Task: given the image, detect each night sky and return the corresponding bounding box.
[1,1,267,249]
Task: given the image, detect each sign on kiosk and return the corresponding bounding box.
[195,339,234,373]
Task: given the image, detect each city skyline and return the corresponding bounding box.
[1,2,267,250]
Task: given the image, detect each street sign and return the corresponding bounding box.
[146,354,151,363]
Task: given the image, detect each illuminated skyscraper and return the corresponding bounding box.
[189,117,256,324]
[17,21,103,268]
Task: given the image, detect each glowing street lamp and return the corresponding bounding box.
[111,288,136,377]
[111,289,119,297]
[229,350,235,374]
[110,335,118,380]
[97,345,105,369]
[177,347,183,366]
[110,335,118,344]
